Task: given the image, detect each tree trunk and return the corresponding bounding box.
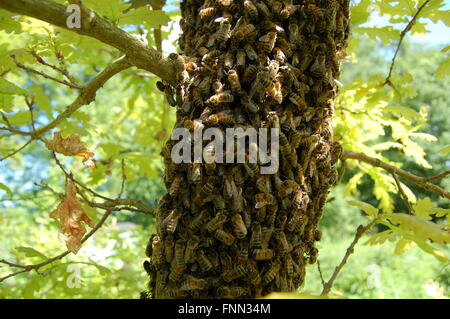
[143,0,350,299]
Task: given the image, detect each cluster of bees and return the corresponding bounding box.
[143,0,350,299]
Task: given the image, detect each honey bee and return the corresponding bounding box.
[252,248,274,260]
[267,80,283,104]
[280,0,297,19]
[184,236,200,264]
[261,225,274,248]
[167,287,188,298]
[242,207,252,229]
[243,44,258,61]
[164,209,181,234]
[151,235,165,265]
[336,14,345,42]
[314,229,322,242]
[237,241,249,263]
[240,95,259,114]
[217,0,232,6]
[284,253,294,278]
[256,1,272,18]
[250,222,262,248]
[206,92,234,106]
[236,50,246,69]
[143,260,155,278]
[262,260,281,285]
[205,212,227,234]
[189,209,207,233]
[244,1,258,20]
[207,249,221,271]
[190,162,202,184]
[255,193,275,209]
[181,275,207,291]
[162,236,174,263]
[310,55,327,78]
[274,47,287,63]
[214,228,235,246]
[227,69,243,96]
[309,247,318,265]
[174,240,186,267]
[217,286,248,298]
[247,261,261,285]
[200,176,217,197]
[168,266,186,282]
[256,175,271,193]
[289,93,307,111]
[192,88,204,108]
[275,230,291,255]
[197,249,213,272]
[259,31,277,53]
[199,7,216,20]
[249,70,271,99]
[276,37,292,57]
[231,213,248,239]
[287,212,307,234]
[216,17,231,43]
[222,264,248,282]
[234,23,256,42]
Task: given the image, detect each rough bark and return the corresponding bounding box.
[143,0,350,299]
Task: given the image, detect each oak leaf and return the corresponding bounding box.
[45,132,95,168]
[50,180,95,254]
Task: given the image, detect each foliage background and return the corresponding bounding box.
[0,0,449,298]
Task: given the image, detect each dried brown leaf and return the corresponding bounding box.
[45,132,95,168]
[50,180,95,254]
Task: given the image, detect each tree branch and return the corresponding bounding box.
[321,220,377,296]
[0,56,131,162]
[384,0,432,86]
[0,210,111,283]
[0,0,177,86]
[342,151,450,200]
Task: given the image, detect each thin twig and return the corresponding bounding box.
[424,170,450,182]
[118,159,126,198]
[0,138,34,162]
[321,220,377,296]
[12,55,82,90]
[342,151,450,200]
[31,51,79,86]
[391,172,414,215]
[0,210,111,283]
[384,0,432,86]
[317,260,326,289]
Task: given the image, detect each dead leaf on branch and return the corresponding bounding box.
[45,131,95,168]
[50,180,95,254]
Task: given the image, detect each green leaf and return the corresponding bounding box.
[413,239,449,263]
[388,213,450,245]
[394,238,413,255]
[348,200,378,217]
[119,7,171,28]
[90,263,111,276]
[351,0,372,27]
[364,230,397,246]
[413,197,449,220]
[436,58,450,79]
[15,246,49,260]
[0,182,12,195]
[0,78,31,97]
[437,145,450,154]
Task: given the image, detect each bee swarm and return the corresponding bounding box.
[143,0,350,299]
